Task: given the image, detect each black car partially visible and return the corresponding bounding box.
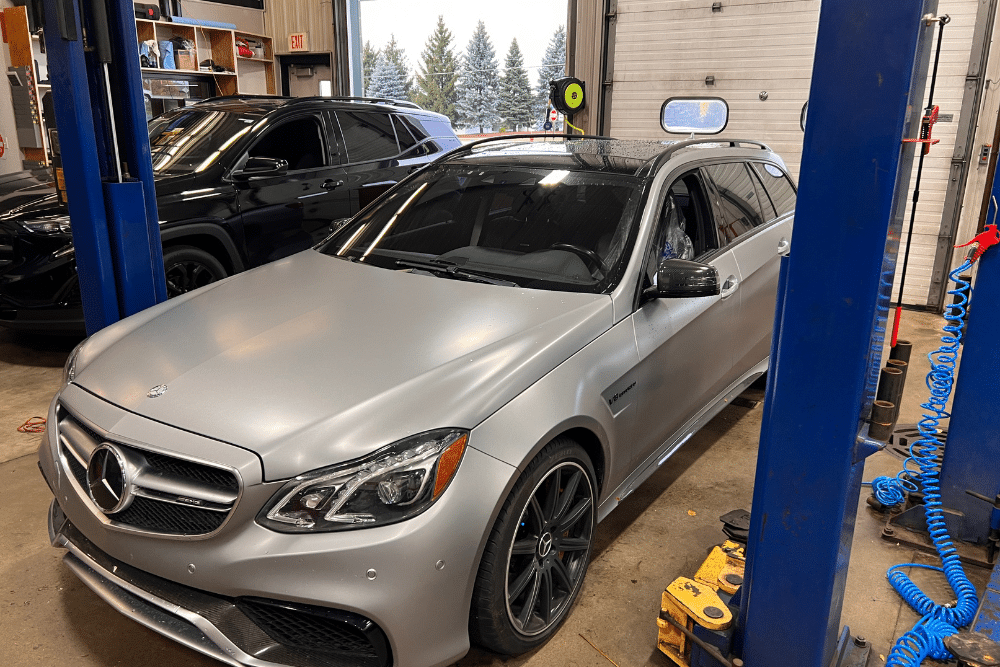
[0,95,460,333]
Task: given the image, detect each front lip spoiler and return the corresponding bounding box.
[49,500,299,667]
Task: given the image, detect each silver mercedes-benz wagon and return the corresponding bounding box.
[39,136,795,667]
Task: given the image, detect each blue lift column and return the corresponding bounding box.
[736,3,931,665]
[41,0,165,334]
[937,176,1000,549]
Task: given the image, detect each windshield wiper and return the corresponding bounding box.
[395,259,519,287]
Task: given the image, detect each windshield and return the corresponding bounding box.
[319,163,644,293]
[148,109,258,175]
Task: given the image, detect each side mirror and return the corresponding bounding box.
[646,259,720,299]
[232,157,288,181]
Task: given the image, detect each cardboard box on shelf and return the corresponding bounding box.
[175,50,195,71]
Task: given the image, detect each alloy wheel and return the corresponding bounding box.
[165,259,221,297]
[504,461,594,636]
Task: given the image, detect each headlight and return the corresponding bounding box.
[258,429,468,533]
[62,339,87,385]
[20,215,71,235]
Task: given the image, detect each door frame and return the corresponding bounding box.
[278,53,333,97]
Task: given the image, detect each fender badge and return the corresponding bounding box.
[147,384,168,398]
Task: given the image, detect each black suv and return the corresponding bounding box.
[0,96,461,332]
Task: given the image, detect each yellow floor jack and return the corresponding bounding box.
[657,540,746,667]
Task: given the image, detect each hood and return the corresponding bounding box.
[0,171,195,220]
[0,180,60,219]
[75,250,612,480]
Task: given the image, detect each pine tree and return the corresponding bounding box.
[362,41,379,97]
[368,52,407,100]
[414,16,460,122]
[456,21,500,134]
[534,26,567,127]
[498,39,534,131]
[382,35,413,101]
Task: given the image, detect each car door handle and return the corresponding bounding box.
[777,237,791,256]
[721,275,739,299]
[322,179,345,191]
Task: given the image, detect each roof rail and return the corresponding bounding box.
[314,96,423,110]
[649,137,773,173]
[417,133,618,171]
[197,94,290,105]
[196,95,425,110]
[442,132,614,157]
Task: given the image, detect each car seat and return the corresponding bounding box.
[662,194,694,261]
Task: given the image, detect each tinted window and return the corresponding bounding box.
[704,163,764,244]
[751,162,796,217]
[408,115,455,139]
[393,116,417,151]
[148,109,257,175]
[393,116,434,157]
[249,116,327,170]
[337,111,400,163]
[399,115,428,140]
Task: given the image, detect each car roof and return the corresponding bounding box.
[446,137,782,177]
[192,95,448,119]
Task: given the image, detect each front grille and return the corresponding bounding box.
[111,496,227,534]
[144,451,239,492]
[60,519,393,667]
[57,404,239,537]
[64,448,88,487]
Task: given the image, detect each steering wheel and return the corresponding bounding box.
[549,243,609,277]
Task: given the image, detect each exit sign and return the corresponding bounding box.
[289,32,309,52]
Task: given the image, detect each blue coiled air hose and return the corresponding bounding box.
[870,258,979,666]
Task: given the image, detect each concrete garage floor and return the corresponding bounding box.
[0,311,991,667]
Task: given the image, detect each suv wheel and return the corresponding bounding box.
[470,438,596,654]
[163,246,228,298]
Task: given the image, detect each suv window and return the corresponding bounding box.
[407,115,456,140]
[750,162,796,217]
[148,109,258,175]
[337,110,400,163]
[393,115,435,158]
[704,162,764,244]
[249,116,327,171]
[398,115,427,141]
[393,116,417,151]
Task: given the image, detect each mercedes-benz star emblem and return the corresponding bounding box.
[86,444,134,514]
[538,532,553,558]
[147,384,168,398]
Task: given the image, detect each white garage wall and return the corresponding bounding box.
[948,0,1000,299]
[609,0,820,180]
[891,0,980,307]
[606,0,993,308]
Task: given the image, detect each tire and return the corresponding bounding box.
[162,246,228,298]
[470,437,596,655]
